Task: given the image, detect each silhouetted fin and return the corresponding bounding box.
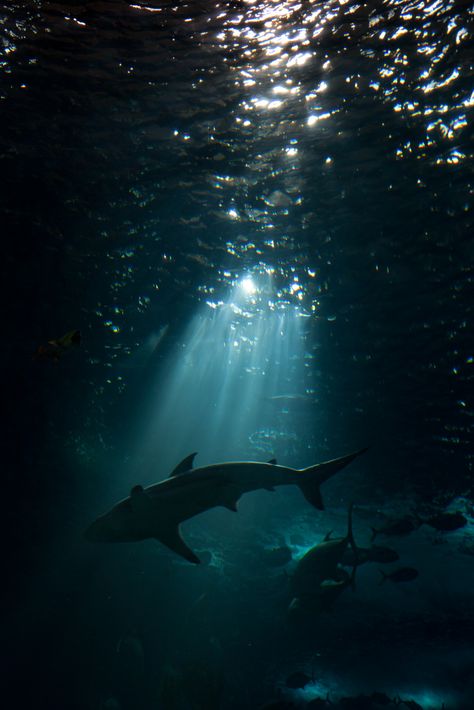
[221,487,241,512]
[309,448,368,484]
[157,526,200,564]
[169,452,197,477]
[264,486,276,492]
[299,484,324,510]
[298,448,368,510]
[267,458,277,465]
[324,530,333,541]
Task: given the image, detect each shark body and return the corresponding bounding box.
[84,448,367,563]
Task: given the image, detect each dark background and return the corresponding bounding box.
[1,1,473,708]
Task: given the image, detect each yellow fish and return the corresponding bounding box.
[34,329,81,362]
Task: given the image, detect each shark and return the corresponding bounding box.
[84,448,367,563]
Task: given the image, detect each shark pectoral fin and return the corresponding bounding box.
[169,452,197,477]
[267,458,277,465]
[299,482,324,510]
[221,487,241,512]
[156,526,200,564]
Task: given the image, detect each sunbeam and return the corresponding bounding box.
[136,278,314,484]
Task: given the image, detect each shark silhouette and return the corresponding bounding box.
[84,448,367,563]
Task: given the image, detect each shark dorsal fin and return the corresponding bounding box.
[324,530,333,541]
[156,525,200,564]
[267,458,277,465]
[169,452,197,478]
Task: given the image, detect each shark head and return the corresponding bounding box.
[84,485,201,564]
[84,497,145,543]
[84,513,121,542]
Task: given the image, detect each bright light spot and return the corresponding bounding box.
[307,112,331,126]
[240,277,257,296]
[288,52,312,67]
[273,85,290,95]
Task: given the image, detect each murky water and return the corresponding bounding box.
[1,2,473,709]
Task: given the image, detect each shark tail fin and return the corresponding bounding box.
[297,448,368,510]
[370,527,378,543]
[378,569,387,585]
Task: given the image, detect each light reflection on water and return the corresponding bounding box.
[1,0,471,470]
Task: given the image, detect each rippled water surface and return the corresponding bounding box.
[1,1,473,709]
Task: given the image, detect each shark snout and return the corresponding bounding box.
[84,517,111,542]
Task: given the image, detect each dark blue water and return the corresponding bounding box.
[1,1,473,709]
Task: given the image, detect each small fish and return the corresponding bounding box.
[318,564,357,605]
[371,515,420,542]
[379,567,419,584]
[342,544,399,566]
[265,394,317,411]
[289,565,356,618]
[34,329,81,362]
[423,511,467,532]
[285,671,313,689]
[291,504,358,595]
[267,394,311,402]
